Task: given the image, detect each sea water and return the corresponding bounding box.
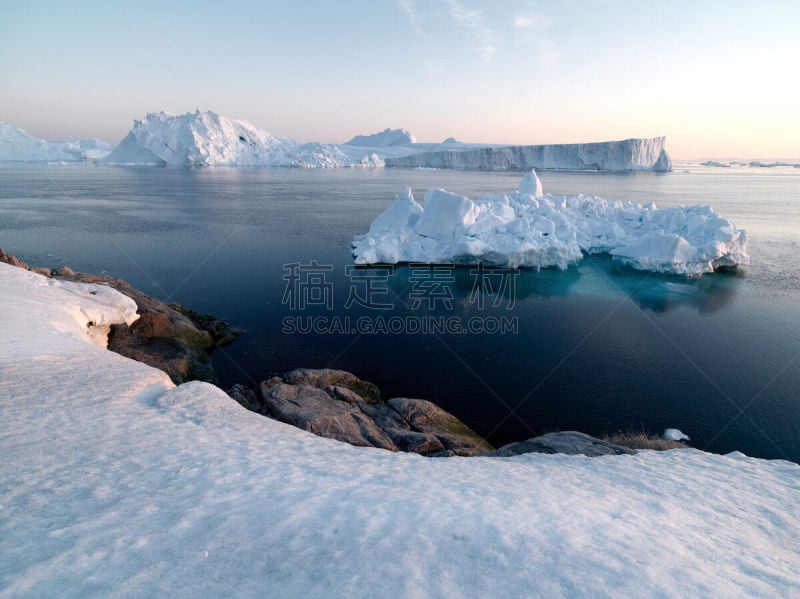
[1,163,798,461]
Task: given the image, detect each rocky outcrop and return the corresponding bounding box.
[55,272,242,384]
[483,432,634,458]
[0,248,30,269]
[253,369,494,456]
[0,248,241,384]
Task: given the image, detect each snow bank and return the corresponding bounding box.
[0,122,74,162]
[353,170,749,275]
[344,127,416,147]
[104,110,384,167]
[385,137,673,172]
[2,261,798,597]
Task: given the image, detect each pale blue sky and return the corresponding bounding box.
[1,0,798,157]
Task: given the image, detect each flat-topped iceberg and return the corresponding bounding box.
[385,137,673,172]
[352,171,749,275]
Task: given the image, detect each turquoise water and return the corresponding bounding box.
[1,164,798,461]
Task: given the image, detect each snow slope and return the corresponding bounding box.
[2,261,797,598]
[353,171,748,275]
[385,137,673,172]
[344,128,416,147]
[103,111,384,167]
[0,122,74,162]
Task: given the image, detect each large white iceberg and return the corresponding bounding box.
[385,137,673,172]
[104,110,385,167]
[353,170,749,275]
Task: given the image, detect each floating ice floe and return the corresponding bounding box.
[352,170,749,276]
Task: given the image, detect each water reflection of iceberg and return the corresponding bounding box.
[382,257,739,315]
[583,254,741,313]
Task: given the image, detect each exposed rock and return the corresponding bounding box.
[259,369,492,456]
[227,384,259,411]
[167,303,245,348]
[30,267,51,277]
[0,248,29,270]
[262,382,397,450]
[53,266,75,276]
[283,368,382,404]
[483,431,635,458]
[387,397,492,454]
[53,272,236,385]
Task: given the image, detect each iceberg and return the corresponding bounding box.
[104,110,385,167]
[344,127,416,147]
[50,138,116,161]
[385,137,673,172]
[0,122,75,162]
[352,170,749,275]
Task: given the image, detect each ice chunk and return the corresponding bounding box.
[664,428,691,442]
[518,169,543,198]
[414,189,479,240]
[368,188,423,234]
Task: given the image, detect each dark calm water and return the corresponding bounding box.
[1,164,799,461]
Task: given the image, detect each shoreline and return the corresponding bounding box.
[1,247,690,459]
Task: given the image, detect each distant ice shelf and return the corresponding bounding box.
[352,170,749,276]
[385,137,673,172]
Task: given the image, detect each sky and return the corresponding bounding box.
[1,0,798,158]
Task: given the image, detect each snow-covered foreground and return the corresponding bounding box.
[353,171,749,275]
[1,262,797,598]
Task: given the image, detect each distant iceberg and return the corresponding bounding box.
[352,170,749,276]
[385,137,673,172]
[344,128,416,147]
[104,111,385,168]
[0,122,74,162]
[50,138,115,161]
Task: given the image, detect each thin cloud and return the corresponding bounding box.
[444,0,496,62]
[397,0,425,35]
[512,11,560,66]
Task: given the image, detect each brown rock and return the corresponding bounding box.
[282,368,382,404]
[0,248,29,270]
[257,369,493,457]
[54,272,235,384]
[387,397,493,453]
[261,382,397,450]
